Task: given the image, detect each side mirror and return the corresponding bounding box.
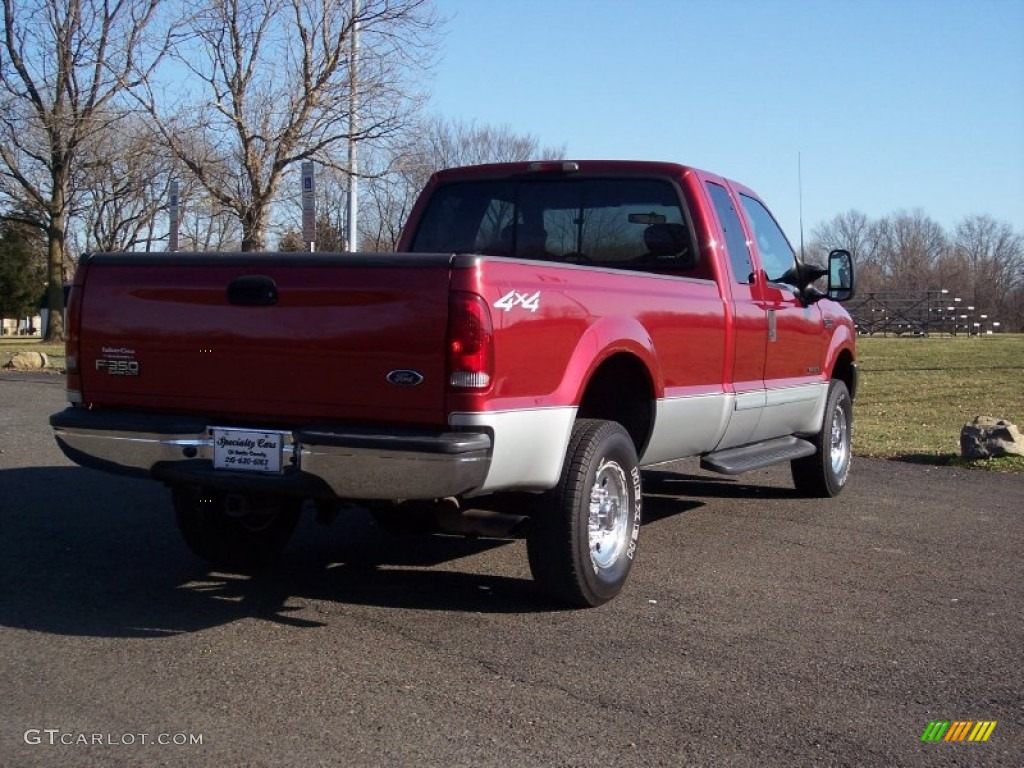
[785,261,828,305]
[827,249,855,302]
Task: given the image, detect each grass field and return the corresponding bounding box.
[854,334,1024,473]
[4,334,1023,473]
[0,337,66,370]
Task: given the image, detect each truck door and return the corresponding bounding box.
[737,192,828,440]
[703,180,767,449]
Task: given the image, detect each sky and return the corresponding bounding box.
[424,0,1024,243]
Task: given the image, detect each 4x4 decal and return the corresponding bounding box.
[494,290,540,313]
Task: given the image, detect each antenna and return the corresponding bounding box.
[798,151,805,260]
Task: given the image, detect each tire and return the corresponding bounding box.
[791,379,852,497]
[527,419,642,607]
[172,486,301,568]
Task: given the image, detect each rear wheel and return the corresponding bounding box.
[172,486,301,568]
[527,419,642,607]
[791,379,852,497]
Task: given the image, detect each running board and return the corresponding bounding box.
[700,436,816,476]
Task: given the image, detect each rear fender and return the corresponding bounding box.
[559,316,663,407]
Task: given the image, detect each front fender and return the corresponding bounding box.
[822,319,857,396]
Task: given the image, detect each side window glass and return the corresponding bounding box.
[706,182,753,284]
[739,194,797,286]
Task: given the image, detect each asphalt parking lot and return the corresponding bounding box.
[1,372,1021,767]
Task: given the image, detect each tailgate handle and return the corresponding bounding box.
[227,275,278,306]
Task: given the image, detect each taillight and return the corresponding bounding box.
[65,267,85,405]
[447,292,493,389]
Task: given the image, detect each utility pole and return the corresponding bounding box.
[347,0,359,252]
[168,180,180,252]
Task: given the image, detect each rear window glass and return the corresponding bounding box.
[410,177,707,277]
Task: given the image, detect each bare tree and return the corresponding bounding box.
[872,209,947,287]
[0,0,170,340]
[1007,285,1024,332]
[178,189,244,252]
[361,117,565,251]
[75,115,176,252]
[809,210,885,291]
[811,208,1024,331]
[945,215,1024,329]
[418,117,565,170]
[359,146,426,251]
[138,0,438,251]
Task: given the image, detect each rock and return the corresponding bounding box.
[2,350,49,370]
[960,416,1024,460]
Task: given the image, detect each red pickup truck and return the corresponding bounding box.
[51,160,857,607]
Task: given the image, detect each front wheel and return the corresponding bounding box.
[527,419,642,607]
[791,379,852,497]
[172,487,301,569]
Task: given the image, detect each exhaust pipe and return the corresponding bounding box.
[434,504,529,538]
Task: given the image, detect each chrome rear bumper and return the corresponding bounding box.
[50,408,491,500]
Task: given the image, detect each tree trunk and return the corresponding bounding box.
[240,207,265,252]
[43,213,67,342]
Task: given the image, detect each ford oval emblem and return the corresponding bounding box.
[387,369,424,387]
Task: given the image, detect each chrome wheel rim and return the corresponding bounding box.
[588,459,630,572]
[829,400,851,480]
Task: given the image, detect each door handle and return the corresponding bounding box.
[227,275,278,306]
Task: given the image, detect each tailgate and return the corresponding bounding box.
[76,252,453,427]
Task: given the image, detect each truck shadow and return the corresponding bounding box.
[0,467,552,638]
[642,468,799,523]
[0,465,782,637]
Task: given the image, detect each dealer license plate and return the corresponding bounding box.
[211,427,286,474]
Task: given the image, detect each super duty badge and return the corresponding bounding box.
[95,358,140,376]
[95,346,140,376]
